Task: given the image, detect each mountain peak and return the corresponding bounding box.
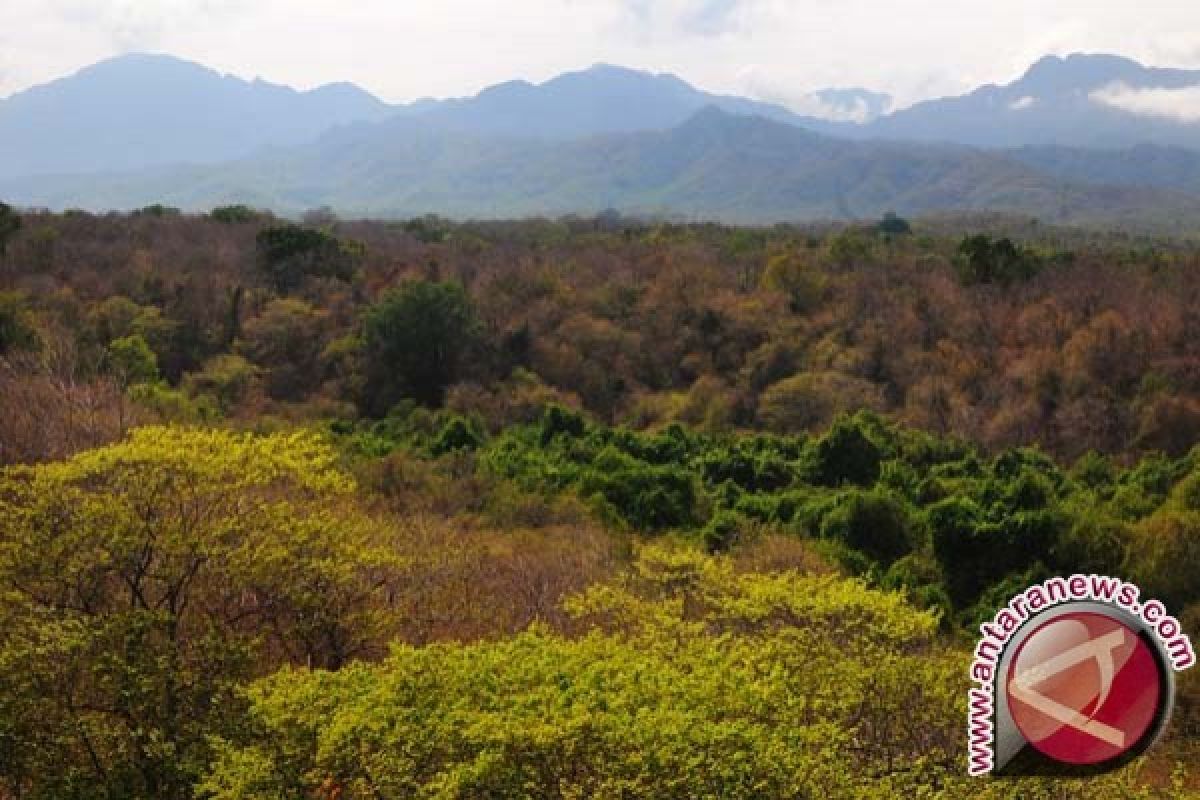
[583,62,648,76]
[549,63,691,91]
[0,53,392,179]
[72,52,217,80]
[1017,52,1148,94]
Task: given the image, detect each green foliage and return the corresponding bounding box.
[208,205,258,224]
[955,234,1043,286]
[1169,470,1200,511]
[0,290,38,354]
[202,545,962,800]
[805,414,885,487]
[254,224,363,293]
[539,403,588,444]
[0,201,20,255]
[1129,510,1200,612]
[0,416,1195,798]
[699,508,742,552]
[135,204,181,217]
[402,213,453,243]
[1,209,1199,797]
[0,427,398,800]
[360,280,480,413]
[878,211,912,237]
[105,333,159,387]
[429,414,485,456]
[819,488,914,565]
[824,228,876,268]
[759,252,823,312]
[236,298,327,401]
[408,406,1200,622]
[183,354,261,414]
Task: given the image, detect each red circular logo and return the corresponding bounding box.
[1006,611,1162,765]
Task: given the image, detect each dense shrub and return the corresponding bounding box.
[360,280,480,414]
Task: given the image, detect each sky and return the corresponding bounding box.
[3,0,1200,113]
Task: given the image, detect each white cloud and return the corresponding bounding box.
[620,0,747,37]
[737,66,889,121]
[1090,81,1200,122]
[1009,95,1037,111]
[3,0,1200,110]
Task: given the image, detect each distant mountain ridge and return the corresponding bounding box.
[388,63,831,139]
[0,53,393,179]
[7,51,1200,227]
[10,106,1200,232]
[856,53,1200,148]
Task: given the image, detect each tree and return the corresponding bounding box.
[820,489,914,564]
[105,334,160,431]
[361,280,480,414]
[806,414,885,487]
[236,298,328,401]
[877,212,912,237]
[0,427,399,800]
[183,354,261,414]
[758,372,883,433]
[200,545,963,800]
[1129,511,1200,612]
[955,234,1042,286]
[254,224,363,293]
[0,291,38,354]
[105,334,159,388]
[759,252,823,312]
[0,202,19,255]
[208,205,257,224]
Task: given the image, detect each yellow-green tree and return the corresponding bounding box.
[0,426,400,800]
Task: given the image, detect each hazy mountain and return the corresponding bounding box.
[394,63,831,138]
[861,53,1200,149]
[0,53,394,179]
[10,107,1200,230]
[1007,142,1200,196]
[8,51,1200,228]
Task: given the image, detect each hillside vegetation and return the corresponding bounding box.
[11,109,1200,229]
[0,206,1198,797]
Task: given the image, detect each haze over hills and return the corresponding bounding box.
[6,51,1200,226]
[11,106,1200,230]
[1007,143,1200,197]
[389,63,832,139]
[857,53,1200,149]
[0,53,393,179]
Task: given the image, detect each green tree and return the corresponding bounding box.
[0,201,20,255]
[105,334,159,388]
[254,224,363,293]
[0,291,38,354]
[877,211,912,237]
[1129,511,1200,612]
[955,234,1043,286]
[200,544,964,800]
[807,415,885,487]
[0,427,398,800]
[236,298,327,401]
[208,205,257,224]
[820,488,914,564]
[759,252,823,312]
[360,280,480,413]
[183,354,261,414]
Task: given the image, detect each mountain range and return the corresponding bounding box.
[0,54,392,179]
[5,52,1200,227]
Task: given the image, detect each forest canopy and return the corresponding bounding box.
[0,206,1198,798]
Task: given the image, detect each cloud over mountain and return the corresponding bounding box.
[1091,82,1200,122]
